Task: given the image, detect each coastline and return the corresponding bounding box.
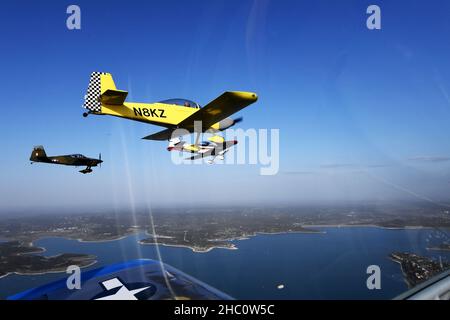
[75,233,136,243]
[19,230,143,247]
[130,224,448,253]
[138,240,238,253]
[19,244,47,256]
[303,224,434,230]
[3,224,439,249]
[0,273,11,280]
[140,229,325,253]
[0,259,97,280]
[427,247,450,252]
[207,229,326,243]
[255,229,325,235]
[389,257,412,288]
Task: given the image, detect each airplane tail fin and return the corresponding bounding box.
[30,146,47,161]
[82,72,118,113]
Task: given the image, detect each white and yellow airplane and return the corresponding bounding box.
[167,135,238,164]
[82,72,258,144]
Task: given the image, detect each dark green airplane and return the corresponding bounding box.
[29,146,102,174]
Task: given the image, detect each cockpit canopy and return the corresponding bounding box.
[71,154,86,159]
[158,98,201,109]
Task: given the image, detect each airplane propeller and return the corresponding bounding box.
[99,153,102,167]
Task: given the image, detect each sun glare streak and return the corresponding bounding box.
[109,125,128,262]
[146,203,178,299]
[142,142,178,299]
[364,170,450,208]
[116,77,145,263]
[118,121,145,263]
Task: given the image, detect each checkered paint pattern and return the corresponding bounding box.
[83,72,106,112]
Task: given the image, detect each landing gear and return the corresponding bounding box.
[79,167,93,174]
[82,112,89,118]
[194,131,201,146]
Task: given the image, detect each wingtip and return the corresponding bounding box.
[228,91,258,102]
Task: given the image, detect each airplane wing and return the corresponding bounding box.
[142,92,257,141]
[177,91,257,132]
[185,151,213,161]
[142,128,174,141]
[7,259,233,300]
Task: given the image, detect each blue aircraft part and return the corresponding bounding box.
[7,259,233,300]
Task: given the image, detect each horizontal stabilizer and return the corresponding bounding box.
[208,135,225,144]
[100,89,128,105]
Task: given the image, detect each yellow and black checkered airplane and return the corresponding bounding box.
[82,72,258,141]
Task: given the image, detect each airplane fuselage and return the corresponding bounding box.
[98,102,221,131]
[31,155,101,167]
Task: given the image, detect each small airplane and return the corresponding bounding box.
[29,146,102,174]
[81,72,257,155]
[167,135,238,164]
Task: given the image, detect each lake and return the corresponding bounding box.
[1,227,449,299]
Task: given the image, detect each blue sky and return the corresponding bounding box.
[0,0,449,211]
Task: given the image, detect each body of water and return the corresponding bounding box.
[1,227,449,299]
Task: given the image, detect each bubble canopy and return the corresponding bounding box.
[158,98,201,108]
